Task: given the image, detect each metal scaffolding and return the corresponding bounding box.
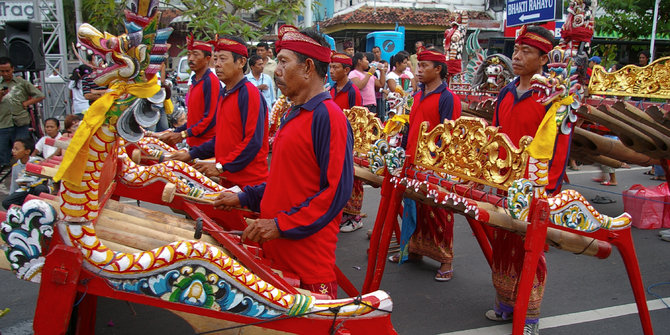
[33,0,70,120]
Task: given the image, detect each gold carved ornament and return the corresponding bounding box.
[588,56,670,99]
[412,116,532,190]
[343,106,386,156]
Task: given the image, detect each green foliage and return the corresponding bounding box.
[181,0,314,41]
[596,0,670,40]
[81,0,126,35]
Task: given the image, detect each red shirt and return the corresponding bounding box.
[405,82,462,158]
[188,78,269,188]
[179,69,220,147]
[329,80,362,111]
[239,92,354,284]
[494,78,571,193]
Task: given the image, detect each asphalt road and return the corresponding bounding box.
[1,164,669,334]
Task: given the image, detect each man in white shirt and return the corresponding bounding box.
[245,54,276,109]
[256,42,277,81]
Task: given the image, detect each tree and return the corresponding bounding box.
[596,0,670,40]
[180,0,311,40]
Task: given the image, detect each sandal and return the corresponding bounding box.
[592,177,605,183]
[600,181,617,186]
[388,253,422,263]
[651,176,665,181]
[434,269,453,282]
[644,170,654,175]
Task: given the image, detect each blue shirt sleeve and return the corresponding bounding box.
[238,183,266,212]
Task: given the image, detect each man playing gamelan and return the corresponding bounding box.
[160,36,219,148]
[487,25,571,335]
[170,36,269,188]
[389,49,462,282]
[329,52,365,232]
[213,26,354,299]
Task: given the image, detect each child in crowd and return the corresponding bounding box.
[35,118,63,159]
[2,138,52,210]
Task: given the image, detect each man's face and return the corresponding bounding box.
[11,141,29,160]
[0,63,14,81]
[257,46,268,59]
[416,60,439,84]
[344,47,355,57]
[372,47,381,61]
[275,49,306,98]
[511,43,547,77]
[187,49,210,73]
[329,62,347,82]
[251,58,264,74]
[213,50,244,83]
[639,53,649,66]
[415,42,423,52]
[45,120,59,138]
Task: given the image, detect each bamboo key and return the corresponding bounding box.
[161,182,253,213]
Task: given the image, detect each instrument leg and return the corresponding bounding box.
[512,198,549,335]
[364,180,405,294]
[612,231,654,335]
[34,245,83,335]
[465,216,493,268]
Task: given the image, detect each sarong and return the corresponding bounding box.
[491,228,547,323]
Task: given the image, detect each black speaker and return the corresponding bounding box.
[5,21,45,71]
[0,28,6,57]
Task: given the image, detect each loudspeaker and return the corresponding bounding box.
[0,28,6,57]
[5,21,45,71]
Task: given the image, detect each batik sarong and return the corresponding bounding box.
[491,228,547,323]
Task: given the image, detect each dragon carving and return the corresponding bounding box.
[1,0,394,329]
[443,11,468,75]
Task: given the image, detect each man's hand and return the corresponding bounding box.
[168,150,191,162]
[193,161,220,177]
[212,191,241,210]
[258,84,269,91]
[160,131,183,146]
[242,218,280,244]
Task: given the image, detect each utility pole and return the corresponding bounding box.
[650,0,660,62]
[304,0,313,28]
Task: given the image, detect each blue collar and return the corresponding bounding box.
[281,92,332,128]
[419,82,447,102]
[333,80,353,95]
[191,68,213,87]
[221,77,248,98]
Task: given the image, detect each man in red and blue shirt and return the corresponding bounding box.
[487,25,566,335]
[329,52,362,112]
[171,36,269,188]
[329,52,365,232]
[394,50,461,283]
[214,26,353,299]
[161,36,219,147]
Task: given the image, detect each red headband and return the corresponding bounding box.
[276,25,332,63]
[212,38,248,57]
[515,25,553,54]
[417,50,446,63]
[331,52,352,66]
[186,34,212,53]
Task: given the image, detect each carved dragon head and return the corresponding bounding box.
[530,48,584,105]
[473,54,514,93]
[74,0,173,142]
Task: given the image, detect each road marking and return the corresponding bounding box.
[566,166,647,175]
[439,298,668,335]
